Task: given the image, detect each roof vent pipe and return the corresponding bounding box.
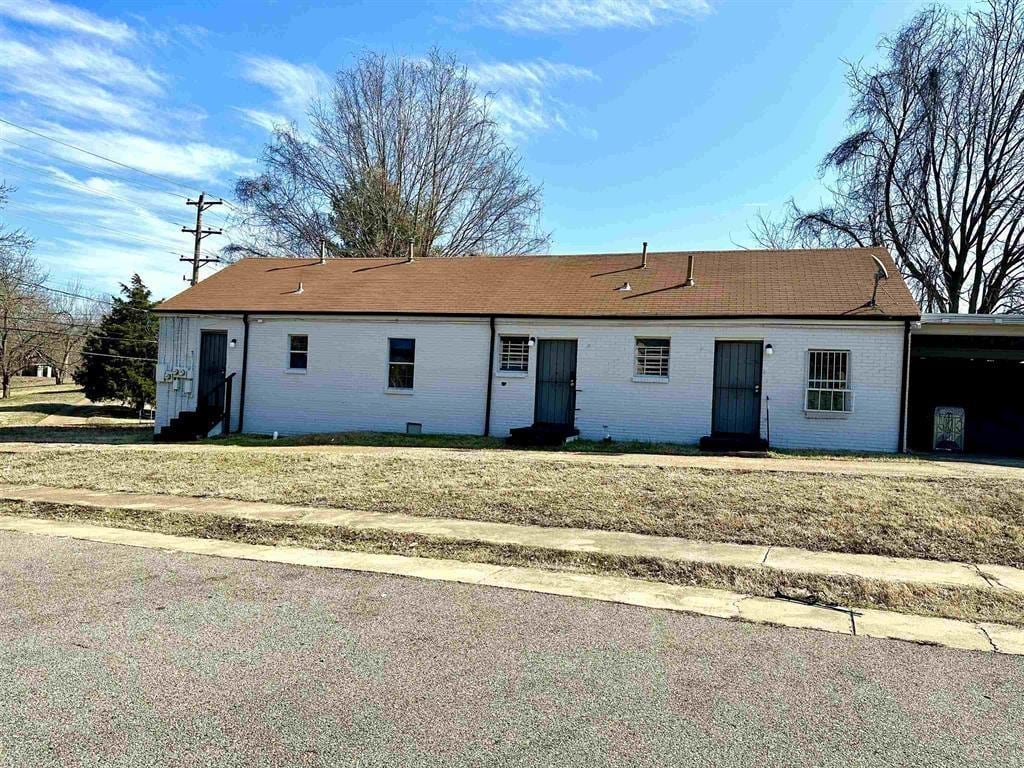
[295,282,304,294]
[686,254,695,286]
[641,241,648,269]
[408,239,414,263]
[319,240,326,265]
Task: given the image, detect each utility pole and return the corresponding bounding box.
[181,192,223,286]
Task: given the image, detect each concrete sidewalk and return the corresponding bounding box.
[2,513,1022,656]
[2,483,1021,594]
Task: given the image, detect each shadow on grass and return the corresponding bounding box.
[0,426,153,445]
[0,401,135,419]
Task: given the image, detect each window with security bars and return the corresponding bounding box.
[806,350,852,412]
[635,338,670,377]
[500,336,529,372]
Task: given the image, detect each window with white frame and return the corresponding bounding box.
[635,338,670,377]
[806,350,852,413]
[388,338,415,389]
[499,336,529,372]
[288,335,308,370]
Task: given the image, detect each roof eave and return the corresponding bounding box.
[152,307,920,321]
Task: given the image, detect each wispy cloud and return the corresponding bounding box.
[0,4,250,297]
[0,33,167,128]
[50,40,166,95]
[494,0,711,32]
[470,60,597,88]
[469,59,597,141]
[0,0,133,42]
[234,108,290,133]
[34,124,248,182]
[239,55,329,119]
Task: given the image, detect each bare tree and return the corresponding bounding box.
[0,183,47,398]
[753,0,1024,313]
[233,49,549,259]
[40,280,98,385]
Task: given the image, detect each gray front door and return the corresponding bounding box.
[535,339,577,427]
[712,341,763,436]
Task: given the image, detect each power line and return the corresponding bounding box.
[13,278,158,315]
[80,350,156,363]
[0,143,235,227]
[0,155,189,230]
[1,324,157,345]
[0,116,238,205]
[2,202,195,252]
[0,134,189,203]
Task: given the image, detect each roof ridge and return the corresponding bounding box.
[234,246,888,263]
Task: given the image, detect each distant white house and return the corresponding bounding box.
[20,363,54,378]
[153,247,921,452]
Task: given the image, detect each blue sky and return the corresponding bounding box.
[0,0,956,300]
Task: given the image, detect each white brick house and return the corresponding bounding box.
[153,247,921,452]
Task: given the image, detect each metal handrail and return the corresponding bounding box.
[197,371,237,436]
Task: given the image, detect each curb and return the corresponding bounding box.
[1,514,1021,656]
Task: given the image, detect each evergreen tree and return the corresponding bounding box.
[75,274,157,411]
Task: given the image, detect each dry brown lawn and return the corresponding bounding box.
[0,382,84,427]
[2,445,1022,567]
[7,499,1024,628]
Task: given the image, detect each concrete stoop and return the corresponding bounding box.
[1,514,1022,656]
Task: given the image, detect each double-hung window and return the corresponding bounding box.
[806,350,852,413]
[288,335,308,371]
[388,338,415,389]
[635,338,670,378]
[499,336,530,372]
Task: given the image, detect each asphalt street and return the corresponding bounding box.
[1,530,1022,768]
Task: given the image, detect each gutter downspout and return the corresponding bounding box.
[897,319,911,453]
[484,316,495,437]
[238,313,250,433]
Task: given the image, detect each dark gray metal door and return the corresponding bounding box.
[197,331,228,417]
[712,341,763,435]
[535,339,577,426]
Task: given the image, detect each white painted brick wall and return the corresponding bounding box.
[242,316,490,436]
[155,314,906,451]
[491,320,905,452]
[155,315,245,434]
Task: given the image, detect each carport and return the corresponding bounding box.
[907,314,1024,456]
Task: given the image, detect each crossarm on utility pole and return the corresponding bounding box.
[181,192,224,286]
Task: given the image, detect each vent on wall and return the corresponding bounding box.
[406,422,423,435]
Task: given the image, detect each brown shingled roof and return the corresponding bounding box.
[156,247,920,320]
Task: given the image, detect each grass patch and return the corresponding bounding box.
[0,426,152,444]
[0,383,84,427]
[2,445,1023,567]
[7,499,1023,628]
[0,382,152,443]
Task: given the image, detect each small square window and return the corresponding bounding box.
[500,336,529,372]
[388,338,415,389]
[635,338,670,377]
[288,335,308,370]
